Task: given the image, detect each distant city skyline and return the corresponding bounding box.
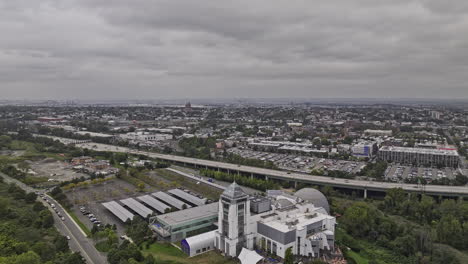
[1,0,468,99]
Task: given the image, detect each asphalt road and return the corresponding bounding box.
[0,173,107,264]
[76,142,468,197]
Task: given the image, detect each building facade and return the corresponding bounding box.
[378,146,459,167]
[214,183,336,259]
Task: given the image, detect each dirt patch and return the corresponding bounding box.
[27,159,89,182]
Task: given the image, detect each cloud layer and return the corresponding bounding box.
[1,0,468,100]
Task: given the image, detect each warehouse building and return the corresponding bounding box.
[378,146,460,167]
[181,230,216,257]
[150,203,218,242]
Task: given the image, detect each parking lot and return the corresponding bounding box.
[384,164,456,182]
[227,148,366,175]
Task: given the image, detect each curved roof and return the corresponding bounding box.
[222,182,248,199]
[294,188,330,214]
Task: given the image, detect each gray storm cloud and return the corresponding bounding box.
[0,0,467,100]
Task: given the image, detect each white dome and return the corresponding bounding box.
[294,188,330,214]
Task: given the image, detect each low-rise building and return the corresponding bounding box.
[378,146,459,167]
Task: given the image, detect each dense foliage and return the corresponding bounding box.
[336,188,468,264]
[361,161,387,179]
[0,178,85,264]
[200,169,280,191]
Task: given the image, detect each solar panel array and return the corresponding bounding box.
[152,191,192,210]
[102,201,134,222]
[120,198,153,218]
[168,189,207,206]
[137,195,170,213]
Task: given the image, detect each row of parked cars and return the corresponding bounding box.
[39,193,70,240]
[80,206,102,227]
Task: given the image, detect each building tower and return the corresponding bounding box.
[215,182,250,257]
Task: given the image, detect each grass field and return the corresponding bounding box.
[153,169,222,200]
[142,242,237,264]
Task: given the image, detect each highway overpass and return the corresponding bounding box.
[73,142,468,198]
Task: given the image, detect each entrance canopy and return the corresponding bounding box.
[238,248,263,264]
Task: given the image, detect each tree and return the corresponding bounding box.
[11,251,41,264]
[391,235,416,256]
[25,192,37,204]
[284,247,294,264]
[54,236,70,253]
[341,202,378,237]
[383,188,406,212]
[137,183,145,192]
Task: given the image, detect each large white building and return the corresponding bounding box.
[378,146,460,168]
[211,183,336,259]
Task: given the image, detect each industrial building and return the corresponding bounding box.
[378,146,460,168]
[150,203,218,242]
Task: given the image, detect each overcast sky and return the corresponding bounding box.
[1,0,468,100]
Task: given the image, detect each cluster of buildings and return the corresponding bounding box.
[70,156,119,175]
[156,183,341,263]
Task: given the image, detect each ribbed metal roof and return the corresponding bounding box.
[152,191,191,210]
[137,195,170,213]
[168,189,206,206]
[102,201,134,222]
[120,198,153,218]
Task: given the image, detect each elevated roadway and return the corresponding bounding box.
[75,142,468,198]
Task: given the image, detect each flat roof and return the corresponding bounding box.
[157,203,218,227]
[102,201,134,222]
[137,195,170,213]
[120,198,153,218]
[168,189,206,206]
[152,191,191,210]
[380,146,459,156]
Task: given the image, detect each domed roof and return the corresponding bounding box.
[294,188,330,214]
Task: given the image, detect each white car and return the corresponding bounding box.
[66,236,71,240]
[61,217,65,221]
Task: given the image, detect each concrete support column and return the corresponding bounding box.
[294,181,298,189]
[364,189,368,199]
[250,173,254,179]
[265,176,269,181]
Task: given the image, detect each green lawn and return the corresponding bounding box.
[142,242,237,264]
